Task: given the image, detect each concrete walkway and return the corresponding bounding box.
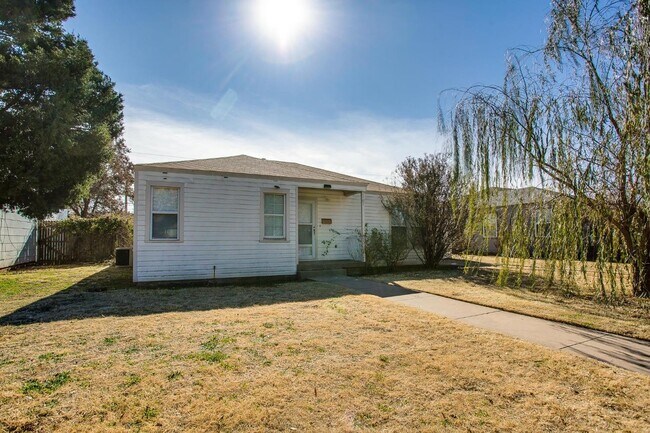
[312,275,650,375]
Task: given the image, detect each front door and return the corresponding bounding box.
[298,201,315,260]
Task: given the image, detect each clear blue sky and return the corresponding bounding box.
[66,0,550,181]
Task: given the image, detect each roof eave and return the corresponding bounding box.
[135,164,370,189]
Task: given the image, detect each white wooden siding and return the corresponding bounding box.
[133,170,426,282]
[364,193,390,231]
[0,210,37,269]
[298,189,362,261]
[364,192,422,265]
[134,170,298,282]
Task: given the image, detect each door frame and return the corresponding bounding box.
[298,200,317,260]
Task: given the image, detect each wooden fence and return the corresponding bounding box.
[37,221,128,264]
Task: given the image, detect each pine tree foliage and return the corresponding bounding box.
[0,0,125,219]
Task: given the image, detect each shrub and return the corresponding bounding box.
[352,224,410,271]
[41,214,133,262]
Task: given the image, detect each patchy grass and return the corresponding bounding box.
[0,263,132,305]
[21,372,71,395]
[0,264,649,432]
[370,256,650,341]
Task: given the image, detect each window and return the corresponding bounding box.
[263,192,286,239]
[534,209,551,238]
[151,186,180,240]
[482,212,498,238]
[390,211,408,249]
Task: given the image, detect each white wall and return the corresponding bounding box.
[364,192,390,231]
[134,170,298,282]
[0,210,37,269]
[364,192,422,265]
[133,171,426,282]
[298,189,362,261]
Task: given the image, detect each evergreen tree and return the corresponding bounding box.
[0,0,125,219]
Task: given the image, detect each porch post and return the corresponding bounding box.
[360,191,366,262]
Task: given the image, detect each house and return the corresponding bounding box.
[473,187,554,255]
[133,155,416,283]
[0,209,38,269]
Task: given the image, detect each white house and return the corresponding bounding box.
[133,155,416,283]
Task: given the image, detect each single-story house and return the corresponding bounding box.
[133,155,417,282]
[473,186,554,255]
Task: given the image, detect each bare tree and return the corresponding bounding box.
[443,0,650,297]
[384,153,466,268]
[69,138,134,217]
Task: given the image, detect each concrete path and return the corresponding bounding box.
[312,275,650,375]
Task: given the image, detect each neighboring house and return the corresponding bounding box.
[472,187,553,255]
[133,155,416,283]
[0,209,38,269]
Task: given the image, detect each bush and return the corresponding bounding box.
[352,224,410,271]
[41,214,133,263]
[383,154,467,268]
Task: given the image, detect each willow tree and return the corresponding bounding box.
[443,0,650,297]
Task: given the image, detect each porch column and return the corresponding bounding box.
[360,191,366,262]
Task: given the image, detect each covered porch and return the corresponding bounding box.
[296,186,366,264]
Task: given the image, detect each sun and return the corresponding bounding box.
[253,0,314,52]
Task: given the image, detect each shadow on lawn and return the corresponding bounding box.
[0,266,354,325]
[384,263,585,297]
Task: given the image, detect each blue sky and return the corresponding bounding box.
[67,0,550,182]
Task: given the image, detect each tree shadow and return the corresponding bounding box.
[384,262,588,298]
[554,325,650,374]
[0,266,355,325]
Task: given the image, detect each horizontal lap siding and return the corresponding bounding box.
[364,193,390,231]
[0,211,37,269]
[134,171,297,282]
[299,190,362,261]
[364,193,422,266]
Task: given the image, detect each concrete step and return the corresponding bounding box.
[298,269,348,280]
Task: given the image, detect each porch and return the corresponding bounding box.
[297,187,365,264]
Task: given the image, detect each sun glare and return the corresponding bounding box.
[253,0,314,52]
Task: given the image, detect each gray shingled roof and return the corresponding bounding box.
[489,186,555,206]
[136,155,397,193]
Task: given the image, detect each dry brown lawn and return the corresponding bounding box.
[1,264,649,432]
[370,256,650,341]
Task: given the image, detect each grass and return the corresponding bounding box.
[369,256,650,341]
[0,264,649,431]
[21,372,71,395]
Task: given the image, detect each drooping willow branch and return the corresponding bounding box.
[440,0,650,298]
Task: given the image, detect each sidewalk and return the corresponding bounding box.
[313,275,650,375]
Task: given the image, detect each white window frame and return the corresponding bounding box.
[482,212,498,238]
[260,189,289,242]
[534,209,551,238]
[145,181,184,243]
[390,210,408,244]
